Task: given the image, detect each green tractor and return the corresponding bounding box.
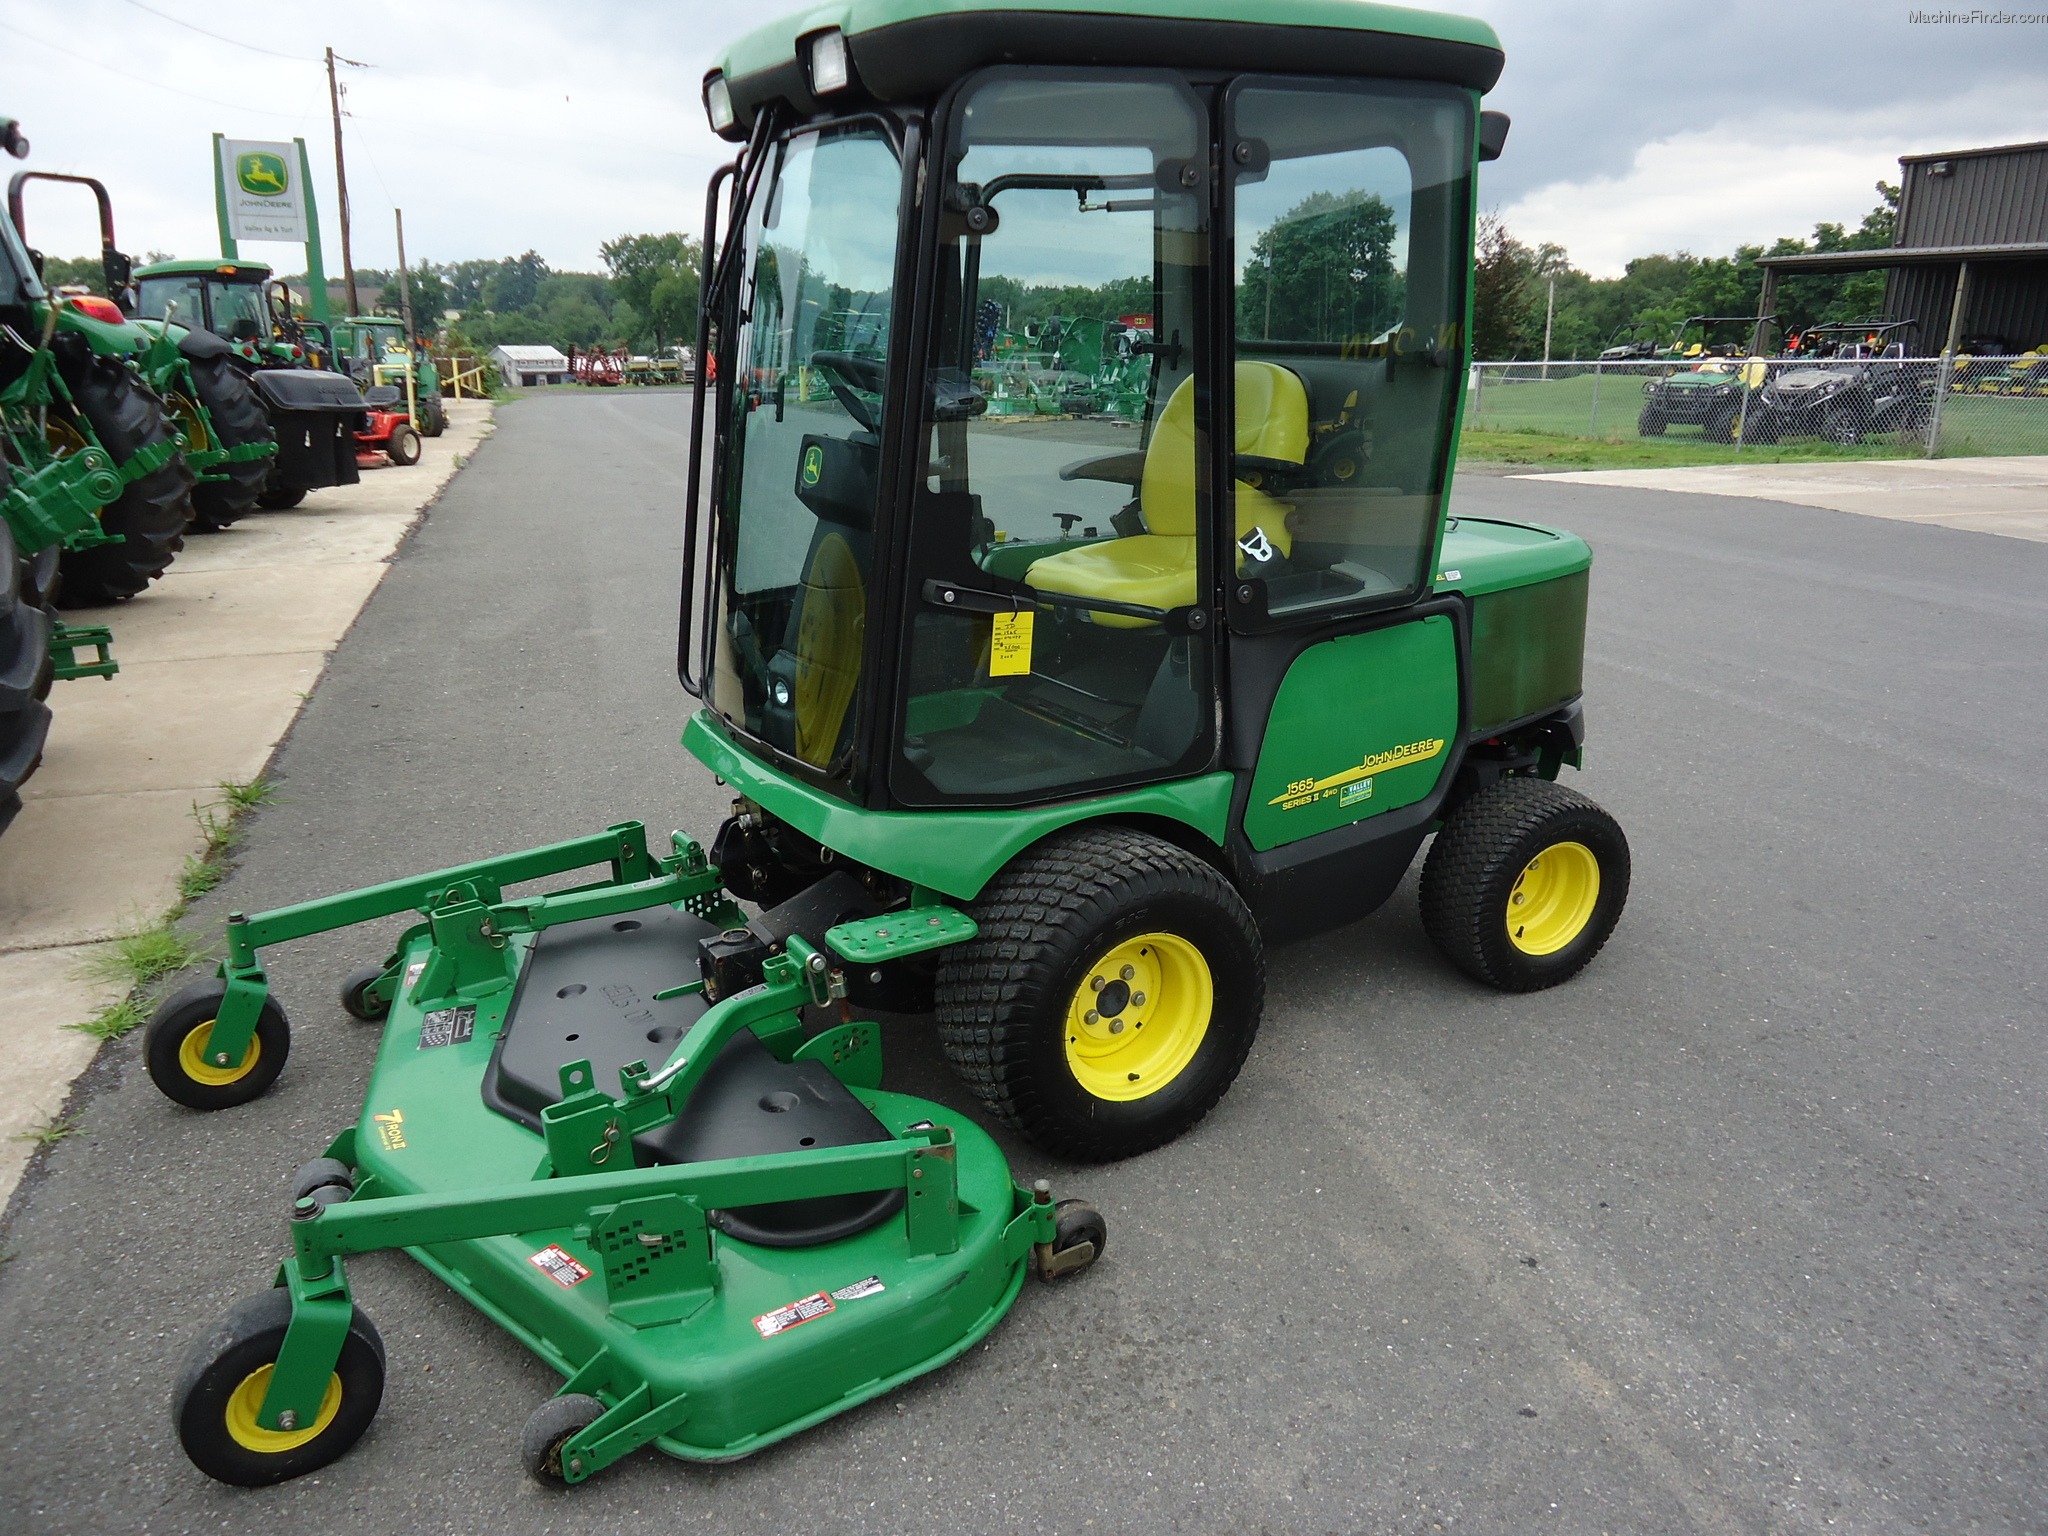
[134,258,375,514]
[150,0,1629,1489]
[0,125,120,831]
[324,313,445,437]
[11,185,284,534]
[1636,313,1774,442]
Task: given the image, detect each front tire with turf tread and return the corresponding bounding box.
[172,1287,384,1486]
[522,1394,606,1485]
[186,355,275,530]
[1420,777,1630,993]
[144,978,291,1110]
[935,825,1263,1162]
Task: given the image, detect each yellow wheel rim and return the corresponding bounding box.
[1506,841,1601,956]
[223,1364,342,1453]
[167,391,212,454]
[44,416,91,457]
[1062,933,1211,1102]
[176,1019,260,1086]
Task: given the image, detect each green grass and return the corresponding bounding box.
[70,997,146,1043]
[13,1110,84,1148]
[178,777,274,901]
[75,923,212,991]
[1458,427,1921,471]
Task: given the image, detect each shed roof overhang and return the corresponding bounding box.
[1755,242,2048,276]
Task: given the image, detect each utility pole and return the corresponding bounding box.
[395,208,419,429]
[326,46,360,320]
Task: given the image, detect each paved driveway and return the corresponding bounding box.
[2,391,2042,1534]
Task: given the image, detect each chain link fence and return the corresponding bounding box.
[1466,355,2048,458]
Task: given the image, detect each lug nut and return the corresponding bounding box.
[1085,1009,1099,1024]
[1108,1019,1124,1034]
[1119,965,1135,981]
[1091,976,1105,992]
[1132,992,1146,1006]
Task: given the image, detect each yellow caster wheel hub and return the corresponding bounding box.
[177,1019,261,1086]
[1506,841,1600,955]
[224,1365,342,1453]
[1063,933,1211,1102]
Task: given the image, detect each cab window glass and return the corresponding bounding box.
[708,125,900,772]
[138,275,206,330]
[894,73,1212,806]
[207,279,268,342]
[1230,80,1472,619]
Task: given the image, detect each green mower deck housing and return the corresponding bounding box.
[156,0,1637,1490]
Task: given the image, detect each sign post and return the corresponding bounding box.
[212,133,331,324]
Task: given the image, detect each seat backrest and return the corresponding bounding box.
[1140,362,1309,536]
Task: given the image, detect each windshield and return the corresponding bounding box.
[708,123,901,774]
[137,274,206,330]
[893,72,1213,806]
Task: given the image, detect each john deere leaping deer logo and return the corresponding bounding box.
[801,444,824,486]
[236,151,289,197]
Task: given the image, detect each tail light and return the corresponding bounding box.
[67,294,126,324]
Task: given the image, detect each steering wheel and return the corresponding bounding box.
[809,352,884,435]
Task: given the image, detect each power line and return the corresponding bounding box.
[117,0,318,62]
[0,21,311,119]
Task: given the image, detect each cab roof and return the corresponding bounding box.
[708,0,1503,141]
[135,258,271,281]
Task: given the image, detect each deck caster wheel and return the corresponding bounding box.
[172,1288,385,1486]
[522,1393,606,1486]
[1038,1198,1106,1280]
[144,980,290,1110]
[290,1157,355,1214]
[936,825,1263,1163]
[338,964,392,1021]
[1420,777,1630,993]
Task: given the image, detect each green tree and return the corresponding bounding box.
[601,232,701,346]
[1238,189,1402,344]
[376,263,449,333]
[480,251,548,314]
[1472,213,1534,359]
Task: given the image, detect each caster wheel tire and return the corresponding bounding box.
[1039,1197,1107,1279]
[522,1393,606,1485]
[1420,777,1630,993]
[144,979,290,1110]
[256,484,307,511]
[172,1287,385,1486]
[338,963,392,1021]
[936,825,1263,1163]
[290,1157,355,1203]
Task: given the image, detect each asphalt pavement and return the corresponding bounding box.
[2,389,2042,1534]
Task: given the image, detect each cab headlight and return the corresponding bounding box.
[806,28,850,95]
[704,73,734,135]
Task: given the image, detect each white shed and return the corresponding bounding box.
[489,344,570,387]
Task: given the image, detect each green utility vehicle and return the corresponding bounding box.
[1636,314,1773,441]
[13,185,281,532]
[326,313,445,437]
[154,0,1626,1489]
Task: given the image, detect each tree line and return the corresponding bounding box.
[1472,183,1899,361]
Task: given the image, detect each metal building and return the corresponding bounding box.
[1756,139,2048,356]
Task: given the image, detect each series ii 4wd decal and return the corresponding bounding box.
[1270,737,1445,812]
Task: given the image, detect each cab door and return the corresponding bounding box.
[1220,77,1476,859]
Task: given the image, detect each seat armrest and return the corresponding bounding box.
[1058,451,1147,486]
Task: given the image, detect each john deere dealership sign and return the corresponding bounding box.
[218,137,305,241]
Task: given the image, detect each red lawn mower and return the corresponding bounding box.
[355,384,422,468]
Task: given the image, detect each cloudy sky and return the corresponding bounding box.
[5,0,2044,282]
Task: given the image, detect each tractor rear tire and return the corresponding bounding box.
[1420,777,1630,993]
[935,825,1263,1162]
[54,348,193,605]
[172,1287,385,1486]
[0,479,53,836]
[385,423,421,466]
[187,355,275,531]
[419,399,446,437]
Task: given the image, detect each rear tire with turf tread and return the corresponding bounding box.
[935,825,1263,1162]
[1419,777,1630,993]
[172,1287,384,1486]
[187,355,274,531]
[53,346,192,604]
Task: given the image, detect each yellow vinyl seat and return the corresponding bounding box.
[1024,362,1307,628]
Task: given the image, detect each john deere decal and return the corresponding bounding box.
[235,151,289,197]
[1271,737,1445,811]
[801,444,824,486]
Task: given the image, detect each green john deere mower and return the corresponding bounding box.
[151,0,1627,1488]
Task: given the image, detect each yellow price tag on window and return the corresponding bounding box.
[989,608,1034,677]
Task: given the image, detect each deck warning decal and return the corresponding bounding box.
[830,1276,886,1302]
[755,1291,835,1338]
[418,1004,476,1049]
[530,1245,592,1287]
